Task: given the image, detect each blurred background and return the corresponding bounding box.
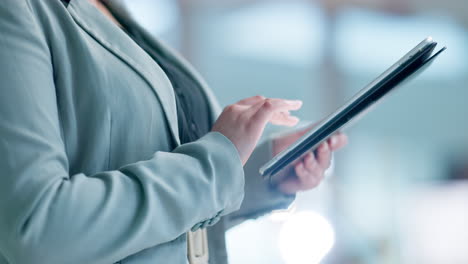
[121,0,468,263]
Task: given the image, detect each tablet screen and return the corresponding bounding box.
[260,37,446,180]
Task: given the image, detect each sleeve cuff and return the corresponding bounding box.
[203,132,245,213]
[225,139,296,228]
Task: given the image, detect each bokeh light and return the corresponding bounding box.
[279,211,335,264]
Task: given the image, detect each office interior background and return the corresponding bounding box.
[121,0,468,263]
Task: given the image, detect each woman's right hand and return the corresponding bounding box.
[212,96,302,165]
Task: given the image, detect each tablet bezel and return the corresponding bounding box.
[260,37,443,179]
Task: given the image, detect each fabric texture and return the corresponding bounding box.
[0,0,295,263]
[124,24,212,144]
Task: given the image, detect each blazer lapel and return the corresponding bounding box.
[145,36,224,121]
[67,0,181,145]
[101,0,223,122]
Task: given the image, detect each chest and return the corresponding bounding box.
[50,18,177,174]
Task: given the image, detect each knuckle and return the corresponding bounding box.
[254,95,265,100]
[295,165,305,176]
[224,104,237,113]
[262,99,274,110]
[232,104,244,112]
[223,105,232,112]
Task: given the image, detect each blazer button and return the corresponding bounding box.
[191,222,203,232]
[208,216,220,226]
[207,211,223,226]
[200,220,210,229]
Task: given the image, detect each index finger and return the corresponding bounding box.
[236,95,265,106]
[250,99,302,125]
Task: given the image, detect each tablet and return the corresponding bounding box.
[260,37,446,181]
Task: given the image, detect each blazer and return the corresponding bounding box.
[0,0,294,263]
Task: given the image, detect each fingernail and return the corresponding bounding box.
[287,100,302,105]
[289,116,300,125]
[330,136,337,147]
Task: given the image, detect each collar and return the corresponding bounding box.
[67,0,181,145]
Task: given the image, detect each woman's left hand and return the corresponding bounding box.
[272,127,348,195]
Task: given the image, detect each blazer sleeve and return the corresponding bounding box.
[0,2,244,264]
[224,139,296,229]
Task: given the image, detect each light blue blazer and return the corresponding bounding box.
[0,0,294,263]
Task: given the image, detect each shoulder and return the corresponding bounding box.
[0,0,66,24]
[0,0,65,59]
[0,0,65,9]
[0,0,47,13]
[0,0,71,47]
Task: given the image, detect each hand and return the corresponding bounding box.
[212,96,302,165]
[272,126,348,195]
